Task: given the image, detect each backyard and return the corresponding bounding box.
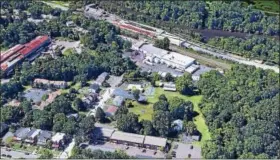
[129,87,211,145]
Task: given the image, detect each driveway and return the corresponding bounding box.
[59,139,75,158]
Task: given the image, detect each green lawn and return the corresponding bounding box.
[129,101,153,121]
[23,85,32,91]
[63,48,74,56]
[128,87,211,145]
[250,0,279,14]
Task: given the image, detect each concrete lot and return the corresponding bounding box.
[53,40,81,53]
[87,142,165,158]
[172,142,202,159]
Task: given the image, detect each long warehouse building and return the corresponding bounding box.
[132,42,195,71]
[0,35,51,75]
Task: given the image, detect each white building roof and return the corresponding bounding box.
[144,136,167,147]
[185,64,200,74]
[162,52,195,68]
[51,133,65,142]
[140,44,168,57]
[127,84,143,91]
[111,131,145,144]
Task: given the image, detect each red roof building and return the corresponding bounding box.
[0,44,25,63]
[0,35,50,73]
[18,36,50,56]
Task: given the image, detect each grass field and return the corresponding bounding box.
[129,101,153,120]
[248,0,279,14]
[63,48,74,56]
[129,87,211,145]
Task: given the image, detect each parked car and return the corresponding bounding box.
[173,144,178,150]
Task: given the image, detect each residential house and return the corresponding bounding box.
[95,72,109,85]
[51,133,65,149]
[143,136,167,150]
[37,130,53,146]
[113,96,124,107]
[88,83,100,93]
[110,131,145,147]
[13,128,31,141]
[82,93,98,108]
[105,106,118,117]
[25,129,41,144]
[92,127,115,141]
[0,123,9,138]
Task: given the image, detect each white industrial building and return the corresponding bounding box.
[132,42,195,72]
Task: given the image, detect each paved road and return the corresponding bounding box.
[88,75,123,116]
[84,5,279,73]
[1,148,38,159]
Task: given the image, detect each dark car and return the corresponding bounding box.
[25,152,30,155]
[2,154,7,157]
[7,155,12,158]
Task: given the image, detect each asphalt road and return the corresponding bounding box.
[1,148,38,159]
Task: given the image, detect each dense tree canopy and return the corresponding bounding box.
[198,65,279,159]
[206,35,279,64]
[94,1,279,36]
[70,148,132,159]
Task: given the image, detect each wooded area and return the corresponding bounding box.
[198,65,279,159]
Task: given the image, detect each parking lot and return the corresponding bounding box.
[53,40,81,53]
[171,142,201,159]
[23,88,50,103]
[86,142,165,158]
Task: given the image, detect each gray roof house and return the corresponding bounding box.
[37,130,53,146]
[113,96,125,107]
[112,88,147,102]
[95,72,109,85]
[89,83,100,93]
[25,129,41,143]
[82,93,98,108]
[13,128,31,141]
